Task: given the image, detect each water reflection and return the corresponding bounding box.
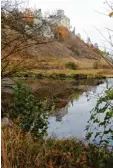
[55,104,69,122]
[48,78,113,139]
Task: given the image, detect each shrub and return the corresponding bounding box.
[56,73,66,79]
[65,62,78,70]
[53,26,71,41]
[36,73,44,79]
[13,83,54,138]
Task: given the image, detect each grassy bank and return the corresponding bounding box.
[2,125,113,168]
[14,69,113,79]
[4,55,113,80]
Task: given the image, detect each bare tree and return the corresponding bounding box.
[1,0,55,78]
[95,1,113,67]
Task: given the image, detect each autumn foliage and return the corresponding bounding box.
[23,8,34,25]
[53,25,71,41]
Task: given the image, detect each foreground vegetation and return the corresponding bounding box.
[2,125,113,168]
[2,82,113,168]
[86,89,113,147]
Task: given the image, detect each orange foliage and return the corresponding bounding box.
[55,26,71,41]
[23,8,34,24]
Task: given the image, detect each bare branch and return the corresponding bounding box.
[1,0,56,78]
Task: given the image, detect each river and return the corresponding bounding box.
[2,77,113,141]
[47,78,113,139]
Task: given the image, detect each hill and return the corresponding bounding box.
[7,34,110,71]
[2,25,112,79]
[2,4,113,79]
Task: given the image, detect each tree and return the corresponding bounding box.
[86,0,113,149]
[23,8,34,25]
[53,25,71,41]
[86,89,113,147]
[76,33,81,39]
[94,43,99,49]
[13,83,54,138]
[87,37,92,45]
[94,0,113,67]
[1,0,55,78]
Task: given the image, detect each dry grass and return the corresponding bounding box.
[2,125,112,168]
[2,125,39,168]
[3,27,112,79]
[93,59,111,69]
[4,53,113,79]
[8,56,79,71]
[26,69,113,77]
[7,54,111,71]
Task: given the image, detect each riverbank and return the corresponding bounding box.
[13,69,113,79]
[2,125,113,168]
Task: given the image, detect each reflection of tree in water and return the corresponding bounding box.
[70,99,73,106]
[85,86,97,101]
[85,79,113,102]
[72,79,104,86]
[55,104,69,122]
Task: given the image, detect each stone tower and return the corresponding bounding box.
[57,10,64,16]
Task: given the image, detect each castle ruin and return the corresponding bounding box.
[48,10,70,30]
[24,8,71,38]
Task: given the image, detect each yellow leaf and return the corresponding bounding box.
[109,11,113,17]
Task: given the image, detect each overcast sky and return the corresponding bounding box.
[27,0,112,51]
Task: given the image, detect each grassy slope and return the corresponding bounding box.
[3,25,113,78]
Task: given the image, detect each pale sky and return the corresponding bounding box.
[27,0,112,51]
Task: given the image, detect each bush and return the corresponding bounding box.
[56,73,66,79]
[36,73,44,79]
[65,62,78,70]
[13,83,54,138]
[53,26,71,41]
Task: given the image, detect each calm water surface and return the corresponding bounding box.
[48,78,113,139]
[4,77,113,140]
